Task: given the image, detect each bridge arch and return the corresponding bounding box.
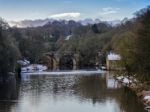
[41,52,79,70]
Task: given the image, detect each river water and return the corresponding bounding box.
[0,70,147,112]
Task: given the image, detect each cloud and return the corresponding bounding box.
[100,7,120,15]
[49,13,81,19]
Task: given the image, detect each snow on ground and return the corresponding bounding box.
[116,76,124,80]
[144,96,150,100]
[144,95,150,107]
[65,35,72,40]
[17,59,30,66]
[122,77,131,84]
[101,66,107,70]
[116,76,133,85]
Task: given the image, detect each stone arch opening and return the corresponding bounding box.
[40,53,58,70]
[59,54,76,70]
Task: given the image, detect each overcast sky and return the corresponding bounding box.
[0,0,150,21]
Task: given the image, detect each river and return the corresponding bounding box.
[0,70,147,112]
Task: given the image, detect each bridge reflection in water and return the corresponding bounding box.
[0,71,146,112]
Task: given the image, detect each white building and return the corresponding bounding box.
[106,53,121,70]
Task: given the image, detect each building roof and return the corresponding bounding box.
[107,53,121,61]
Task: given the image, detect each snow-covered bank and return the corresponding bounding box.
[21,64,47,73]
[138,91,150,107]
[116,76,134,85]
[115,75,150,109]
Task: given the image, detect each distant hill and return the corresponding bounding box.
[9,19,55,28]
[8,18,121,28]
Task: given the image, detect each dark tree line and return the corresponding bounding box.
[0,18,20,78]
[109,6,150,81]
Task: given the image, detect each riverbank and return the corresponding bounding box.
[114,74,150,111]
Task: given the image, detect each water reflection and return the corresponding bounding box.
[0,72,147,112]
[0,76,19,112]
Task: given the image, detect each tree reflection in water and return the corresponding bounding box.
[0,75,19,112]
[0,72,147,112]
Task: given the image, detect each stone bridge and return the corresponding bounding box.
[40,51,104,70]
[40,52,80,70]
